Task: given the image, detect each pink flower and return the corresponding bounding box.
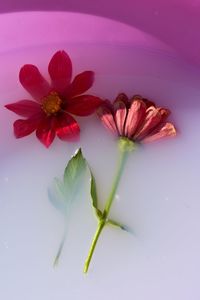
[97,93,176,143]
[5,50,102,147]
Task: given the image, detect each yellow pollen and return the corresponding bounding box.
[42,92,62,115]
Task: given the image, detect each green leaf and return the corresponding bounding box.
[48,177,68,214]
[48,148,87,215]
[107,219,134,234]
[48,148,89,266]
[63,148,102,219]
[49,148,102,219]
[64,148,87,197]
[88,168,102,219]
[90,172,98,210]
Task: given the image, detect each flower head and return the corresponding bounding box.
[5,50,102,147]
[97,93,176,143]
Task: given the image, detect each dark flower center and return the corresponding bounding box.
[42,91,62,115]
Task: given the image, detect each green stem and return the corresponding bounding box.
[83,220,105,273]
[84,138,134,273]
[103,149,128,218]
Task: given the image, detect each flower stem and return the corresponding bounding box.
[83,138,135,273]
[83,220,105,273]
[103,149,128,218]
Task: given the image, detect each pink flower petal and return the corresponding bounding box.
[36,117,56,148]
[14,115,42,138]
[66,95,102,116]
[97,105,118,135]
[132,95,155,108]
[48,51,72,94]
[5,100,40,117]
[124,100,146,138]
[141,98,155,108]
[134,106,162,140]
[56,113,80,141]
[19,65,50,101]
[114,100,127,135]
[158,107,171,122]
[65,71,94,98]
[101,99,115,112]
[142,123,176,143]
[114,93,129,106]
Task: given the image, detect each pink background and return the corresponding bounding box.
[0,0,200,66]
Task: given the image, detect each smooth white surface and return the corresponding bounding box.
[0,12,200,300]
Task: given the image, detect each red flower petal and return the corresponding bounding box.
[114,100,127,135]
[56,113,80,141]
[124,100,146,138]
[65,71,94,98]
[14,115,42,138]
[66,95,103,116]
[134,106,162,140]
[48,51,72,94]
[5,100,40,117]
[97,105,118,135]
[142,123,176,143]
[19,65,50,101]
[36,117,56,148]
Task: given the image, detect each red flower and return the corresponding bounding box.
[97,93,176,143]
[5,50,102,147]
